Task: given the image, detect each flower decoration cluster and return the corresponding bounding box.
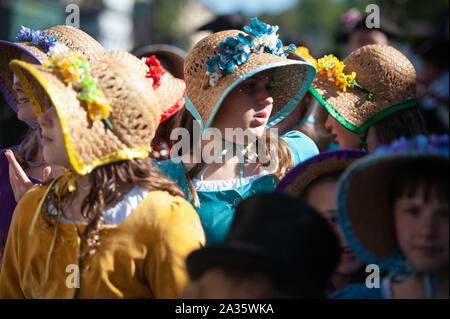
[205,18,286,88]
[15,26,69,57]
[375,134,449,156]
[142,55,166,89]
[316,54,373,99]
[43,51,113,129]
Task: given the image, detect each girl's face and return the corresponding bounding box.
[306,180,364,275]
[12,74,36,122]
[394,185,449,273]
[324,114,361,149]
[212,70,274,143]
[37,104,71,168]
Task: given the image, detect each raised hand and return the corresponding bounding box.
[5,149,51,203]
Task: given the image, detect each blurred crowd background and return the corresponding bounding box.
[0,0,448,148]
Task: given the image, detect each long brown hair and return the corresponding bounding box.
[172,109,294,206]
[42,158,184,264]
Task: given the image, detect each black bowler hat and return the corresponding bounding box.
[186,193,341,297]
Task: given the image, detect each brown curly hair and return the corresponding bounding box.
[42,158,184,265]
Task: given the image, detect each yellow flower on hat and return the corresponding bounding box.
[317,54,359,93]
[43,51,87,83]
[43,51,113,126]
[86,92,111,121]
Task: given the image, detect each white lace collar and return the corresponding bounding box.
[54,186,149,225]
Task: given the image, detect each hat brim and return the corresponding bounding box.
[10,59,153,175]
[275,149,367,196]
[0,40,47,128]
[337,152,449,269]
[310,45,418,134]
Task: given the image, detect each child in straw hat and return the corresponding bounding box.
[106,50,186,161]
[331,134,448,299]
[275,149,368,295]
[0,25,107,268]
[306,44,427,151]
[158,18,318,245]
[0,50,205,298]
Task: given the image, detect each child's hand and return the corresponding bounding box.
[5,150,51,203]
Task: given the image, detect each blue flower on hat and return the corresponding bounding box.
[204,17,292,88]
[15,26,59,51]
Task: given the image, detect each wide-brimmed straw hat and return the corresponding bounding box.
[275,149,367,197]
[10,51,161,175]
[0,25,106,120]
[310,44,417,134]
[108,50,185,123]
[133,43,187,79]
[336,134,449,269]
[186,193,340,297]
[184,18,316,134]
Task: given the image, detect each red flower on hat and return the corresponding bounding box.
[143,55,166,89]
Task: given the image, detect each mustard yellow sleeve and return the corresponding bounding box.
[145,194,205,298]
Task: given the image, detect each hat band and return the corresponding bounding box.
[309,86,418,134]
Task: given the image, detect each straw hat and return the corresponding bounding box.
[310,44,417,134]
[184,20,316,134]
[9,51,161,175]
[186,193,340,297]
[108,50,185,123]
[133,43,187,79]
[336,134,449,269]
[0,25,106,117]
[275,149,367,197]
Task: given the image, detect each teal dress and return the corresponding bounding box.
[157,131,319,244]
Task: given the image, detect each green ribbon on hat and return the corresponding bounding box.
[308,86,418,135]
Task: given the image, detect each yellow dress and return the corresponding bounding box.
[0,184,205,298]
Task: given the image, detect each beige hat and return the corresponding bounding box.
[107,50,185,123]
[10,51,160,175]
[310,44,417,134]
[184,19,316,134]
[133,43,187,79]
[0,25,106,117]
